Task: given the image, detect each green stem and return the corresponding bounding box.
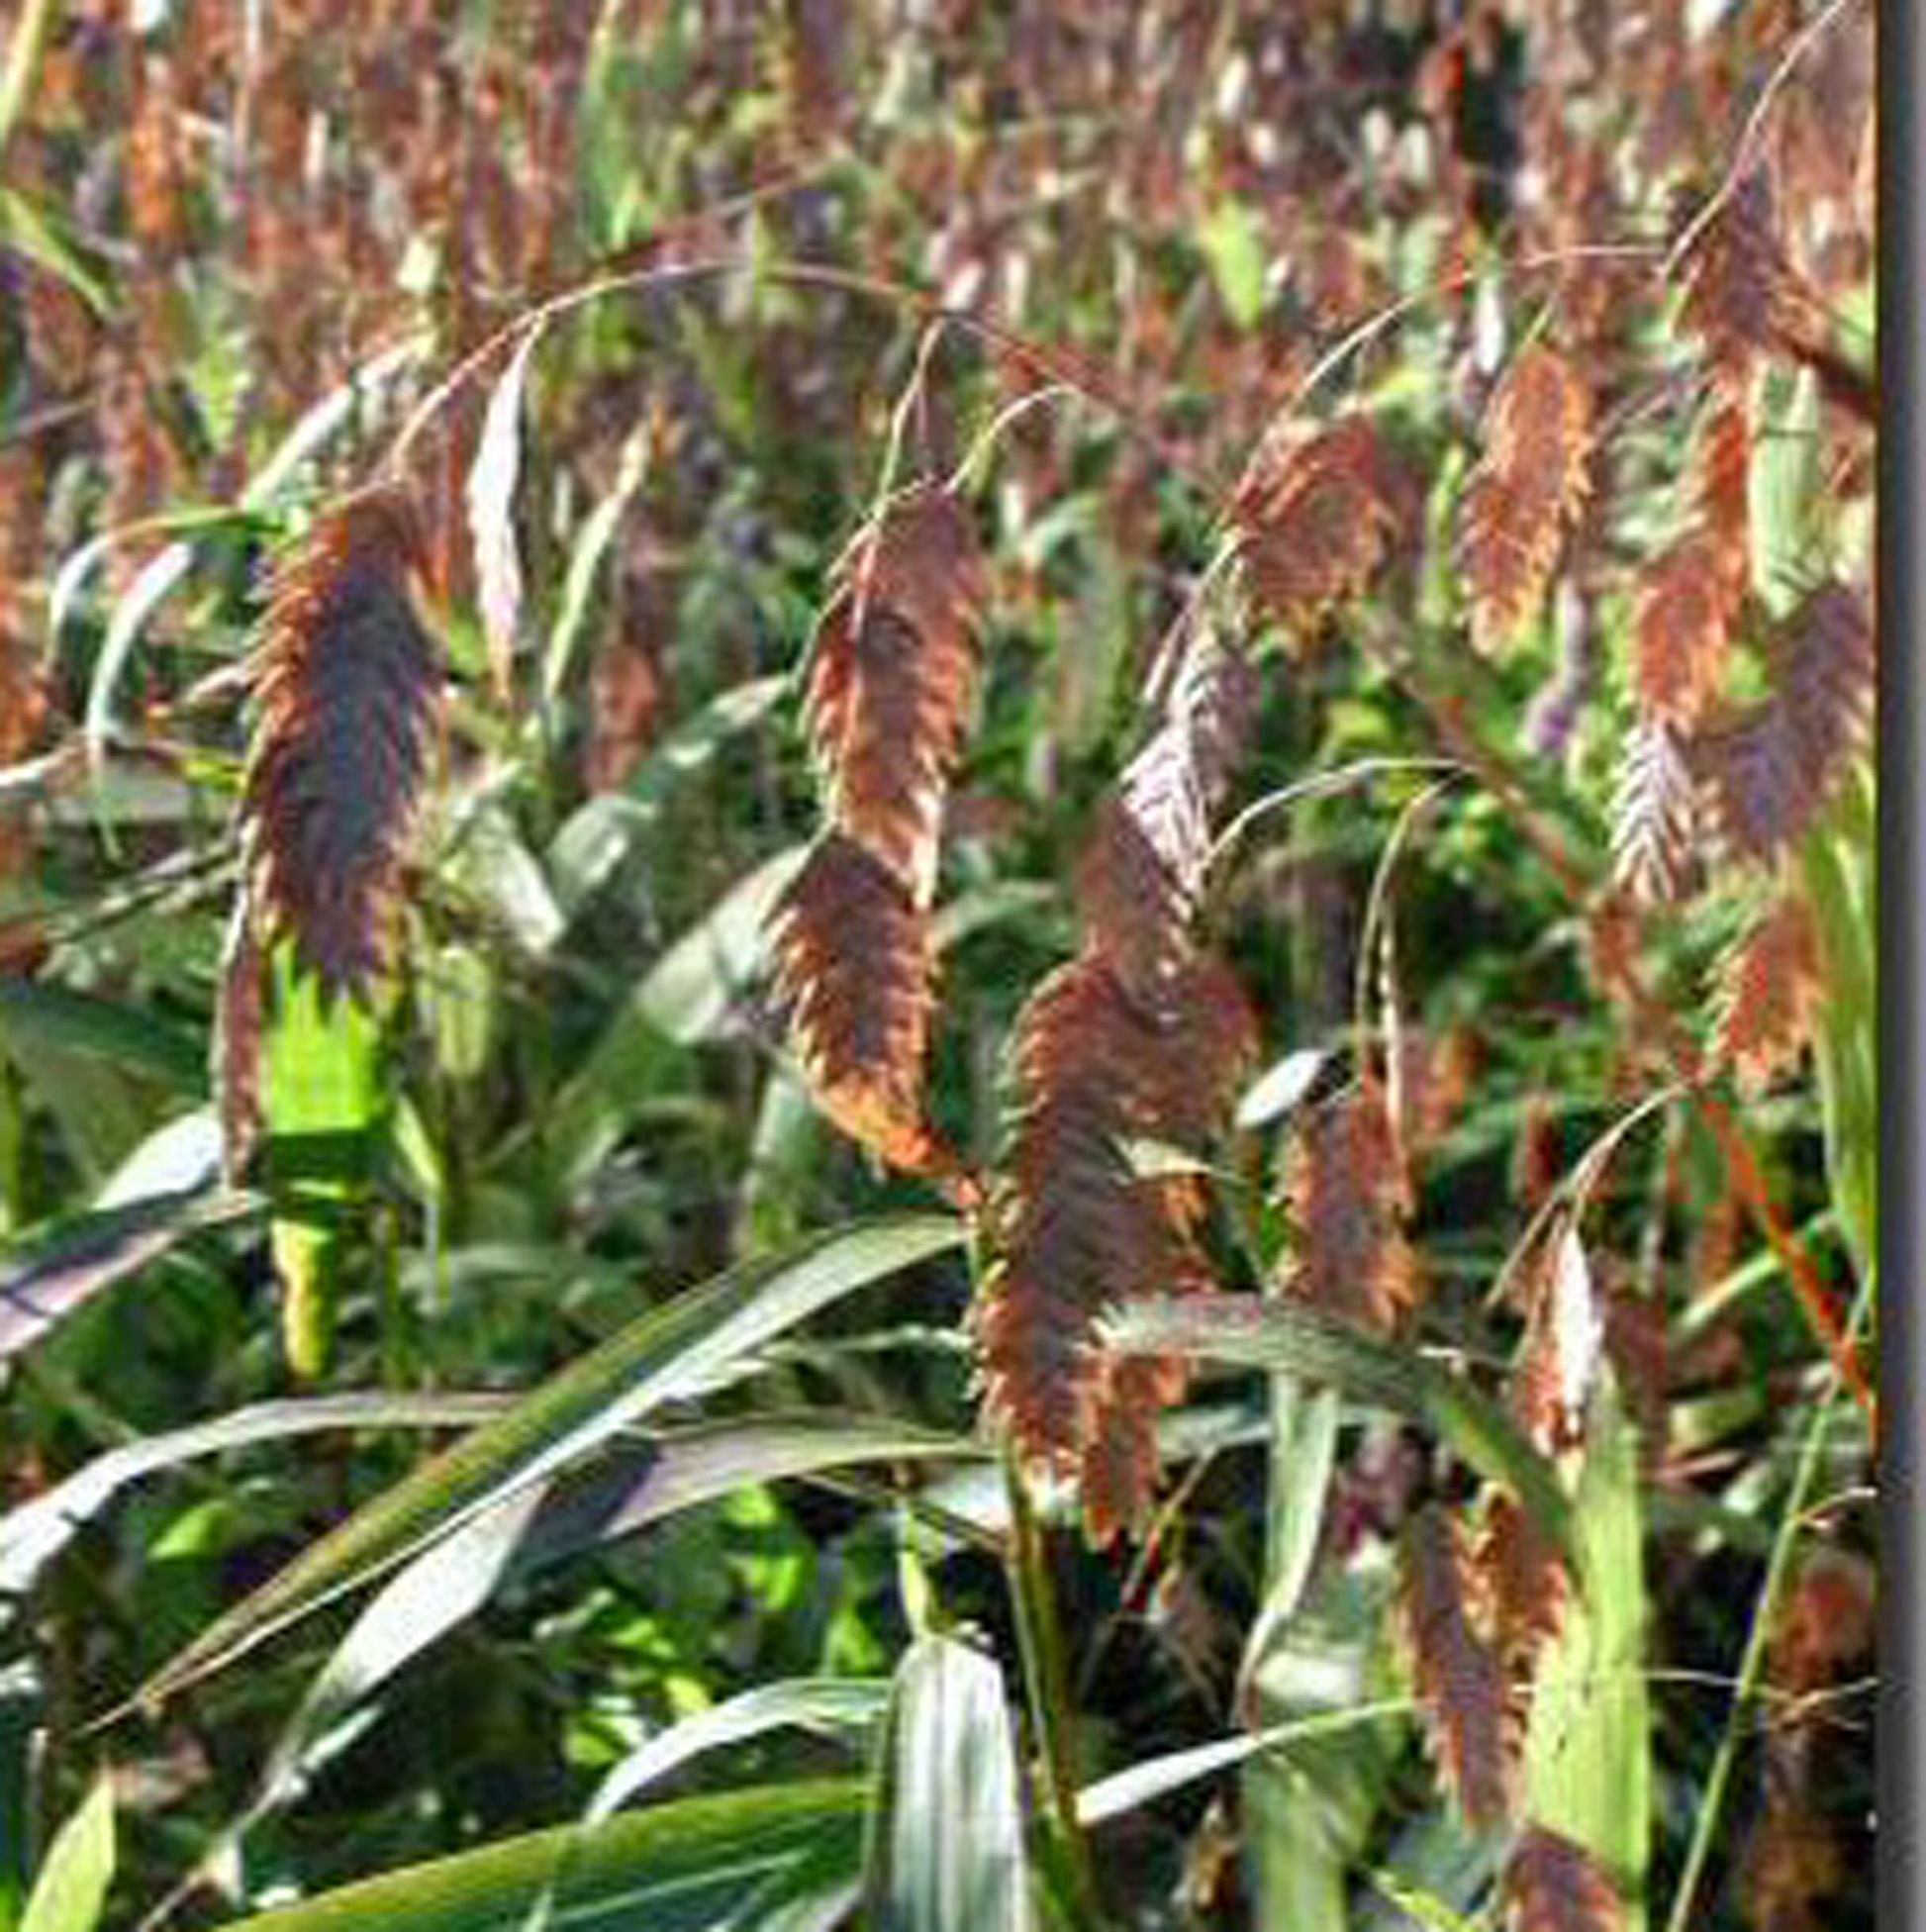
[1662,1267,1878,1932]
[1001,1451,1107,1932]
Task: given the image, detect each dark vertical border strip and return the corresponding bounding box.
[1878,0,1919,1922]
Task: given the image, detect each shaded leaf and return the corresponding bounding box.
[203,1782,866,1932]
[125,1215,963,1713]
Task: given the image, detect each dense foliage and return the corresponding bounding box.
[0,3,1876,1930]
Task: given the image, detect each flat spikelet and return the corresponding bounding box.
[1460,347,1593,650]
[773,484,985,1182]
[1633,541,1731,729]
[1281,1077,1422,1334]
[1396,1503,1512,1829]
[1610,715,1697,905]
[978,949,1253,1532]
[242,486,442,1002]
[1693,373,1752,608]
[1713,890,1825,1094]
[1116,627,1256,916]
[1695,582,1874,866]
[1634,376,1752,728]
[1508,1227,1604,1454]
[1681,168,1790,363]
[1481,1492,1570,1708]
[767,832,948,1181]
[1504,1826,1621,1932]
[801,482,985,907]
[1234,416,1410,641]
[1079,625,1256,1000]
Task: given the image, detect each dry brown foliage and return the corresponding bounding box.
[1234,416,1411,642]
[1396,1502,1512,1829]
[241,485,443,1001]
[978,948,1252,1537]
[1460,346,1593,650]
[1281,1076,1421,1334]
[1695,582,1874,867]
[767,832,950,1183]
[1714,891,1826,1095]
[1504,1825,1622,1932]
[802,483,986,907]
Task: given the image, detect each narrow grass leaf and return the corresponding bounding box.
[0,1660,37,1927]
[123,1216,963,1714]
[1520,1375,1648,1928]
[547,675,789,917]
[19,1776,113,1932]
[1106,1295,1575,1561]
[866,1635,1031,1932]
[0,1394,503,1605]
[586,1680,890,1824]
[201,1782,867,1932]
[0,1188,253,1368]
[243,1416,974,1832]
[0,980,204,1092]
[541,416,649,708]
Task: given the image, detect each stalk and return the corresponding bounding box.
[1001,1448,1107,1932]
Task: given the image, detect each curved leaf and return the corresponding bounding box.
[122,1215,963,1714]
[866,1635,1031,1932]
[1105,1294,1575,1562]
[206,1782,866,1932]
